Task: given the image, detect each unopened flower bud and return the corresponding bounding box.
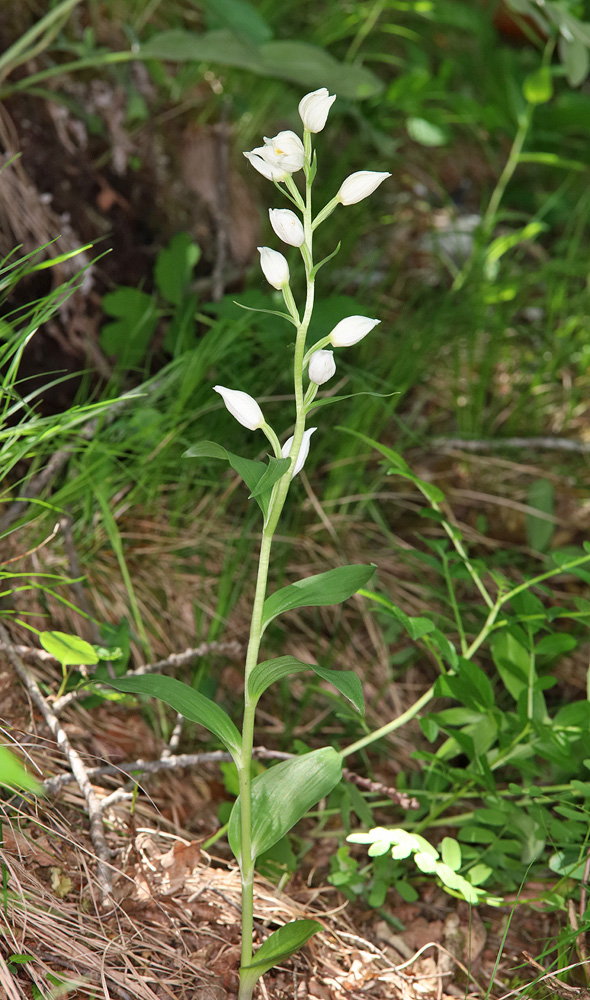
[308,349,336,385]
[281,427,317,477]
[337,170,391,206]
[258,246,290,289]
[214,385,265,431]
[299,88,336,133]
[329,315,380,347]
[269,208,305,247]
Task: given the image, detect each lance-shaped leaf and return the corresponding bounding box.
[249,456,291,499]
[39,631,99,667]
[239,920,322,994]
[248,655,364,714]
[261,564,375,633]
[228,748,342,863]
[184,442,290,516]
[104,674,241,761]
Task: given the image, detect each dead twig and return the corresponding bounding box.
[434,436,590,454]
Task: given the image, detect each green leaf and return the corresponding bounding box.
[467,863,492,886]
[261,565,375,632]
[535,633,577,657]
[525,478,555,552]
[306,390,397,413]
[559,34,589,87]
[248,655,364,714]
[183,441,271,516]
[445,657,494,711]
[154,234,200,306]
[360,590,435,640]
[104,674,242,760]
[228,748,342,863]
[490,630,530,701]
[140,31,383,99]
[39,631,99,667]
[441,837,462,872]
[239,920,321,993]
[100,287,158,366]
[0,745,42,793]
[523,66,553,104]
[201,0,273,44]
[248,456,291,500]
[407,117,449,147]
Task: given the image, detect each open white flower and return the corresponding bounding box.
[244,130,305,181]
[243,150,289,182]
[337,170,391,206]
[214,386,265,431]
[299,88,336,133]
[263,130,305,172]
[329,315,380,347]
[308,349,336,385]
[281,427,317,477]
[258,246,290,289]
[269,208,305,247]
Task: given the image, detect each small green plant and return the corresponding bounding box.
[100,232,201,369]
[337,432,590,910]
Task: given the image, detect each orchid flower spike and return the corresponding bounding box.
[329,315,380,347]
[281,427,317,477]
[299,88,336,133]
[214,386,265,431]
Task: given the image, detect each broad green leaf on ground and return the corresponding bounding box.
[228,748,342,863]
[200,0,272,45]
[261,565,375,632]
[247,655,364,714]
[100,287,158,366]
[154,233,200,306]
[105,674,242,759]
[140,31,383,98]
[239,920,322,993]
[0,745,42,793]
[39,632,99,667]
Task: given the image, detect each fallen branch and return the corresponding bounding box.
[434,436,590,453]
[43,744,419,809]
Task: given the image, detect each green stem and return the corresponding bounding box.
[441,548,467,655]
[451,105,533,293]
[340,685,435,759]
[0,50,134,98]
[237,137,316,1000]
